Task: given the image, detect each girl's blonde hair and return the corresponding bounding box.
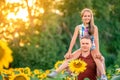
[80,8,95,35]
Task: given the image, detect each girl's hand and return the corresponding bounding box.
[64,52,72,59]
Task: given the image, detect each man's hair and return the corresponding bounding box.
[81,35,91,40]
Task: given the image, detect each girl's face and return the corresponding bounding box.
[82,11,91,24]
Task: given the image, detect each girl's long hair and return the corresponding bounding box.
[80,8,95,35]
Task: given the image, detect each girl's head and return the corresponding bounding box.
[80,8,95,35]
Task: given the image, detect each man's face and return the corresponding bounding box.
[80,38,92,52]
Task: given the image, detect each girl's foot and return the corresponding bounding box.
[47,71,58,78]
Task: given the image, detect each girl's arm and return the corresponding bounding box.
[64,26,79,58]
[94,26,100,53]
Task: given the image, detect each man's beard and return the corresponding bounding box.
[81,48,89,52]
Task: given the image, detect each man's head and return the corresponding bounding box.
[80,36,92,52]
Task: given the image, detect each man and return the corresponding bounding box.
[77,36,97,80]
[47,36,107,80]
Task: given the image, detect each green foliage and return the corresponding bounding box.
[106,64,120,79]
[11,26,67,70]
[84,78,90,80]
[92,0,110,21]
[0,75,3,80]
[115,51,120,67]
[111,75,120,80]
[10,10,67,70]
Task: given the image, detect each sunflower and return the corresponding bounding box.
[38,73,47,79]
[33,69,40,75]
[54,60,63,69]
[45,70,50,74]
[24,67,31,76]
[54,60,65,74]
[9,73,30,80]
[68,59,87,75]
[65,76,72,80]
[0,40,13,70]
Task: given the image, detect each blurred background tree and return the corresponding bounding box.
[0,0,120,70]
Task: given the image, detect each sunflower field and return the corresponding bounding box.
[0,61,120,80]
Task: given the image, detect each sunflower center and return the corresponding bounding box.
[14,75,27,80]
[73,62,82,68]
[0,47,5,60]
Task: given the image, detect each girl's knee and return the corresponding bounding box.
[101,56,105,61]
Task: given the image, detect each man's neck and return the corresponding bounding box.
[81,50,90,57]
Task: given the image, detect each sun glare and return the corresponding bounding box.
[7,8,29,21]
[6,0,37,21]
[54,0,62,2]
[16,8,28,21]
[6,0,23,4]
[39,8,44,14]
[7,13,16,20]
[52,9,63,16]
[28,0,36,7]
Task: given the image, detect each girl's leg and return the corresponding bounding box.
[91,50,107,80]
[56,59,69,72]
[56,48,81,73]
[91,50,106,75]
[47,49,81,78]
